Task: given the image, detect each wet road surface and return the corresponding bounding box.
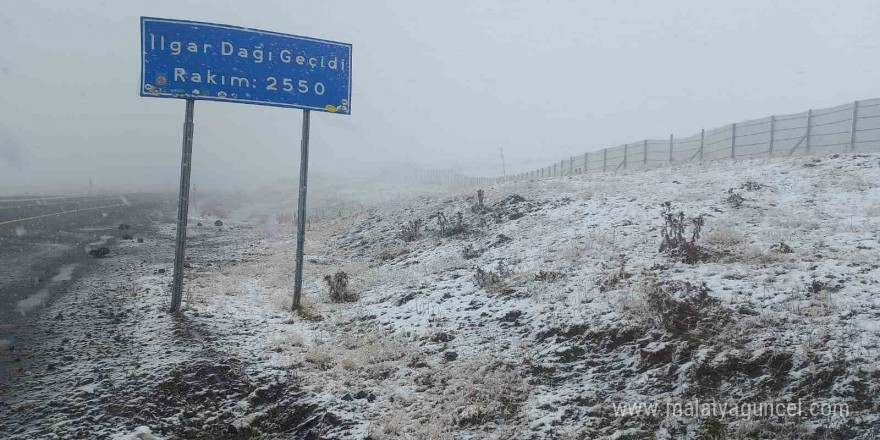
[0,193,176,378]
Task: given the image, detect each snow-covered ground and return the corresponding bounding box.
[4,153,880,439]
[184,152,880,439]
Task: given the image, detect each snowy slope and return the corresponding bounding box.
[171,153,880,439]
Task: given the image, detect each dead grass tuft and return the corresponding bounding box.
[324,271,358,303]
[619,277,721,335]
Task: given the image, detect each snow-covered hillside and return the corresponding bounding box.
[118,153,879,439]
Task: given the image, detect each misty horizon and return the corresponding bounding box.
[1,0,878,194]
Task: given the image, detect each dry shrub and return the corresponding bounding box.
[725,189,746,208]
[462,244,481,260]
[335,332,410,380]
[305,345,334,370]
[369,356,527,439]
[324,271,358,303]
[659,202,709,264]
[378,244,406,262]
[770,242,793,254]
[400,218,423,242]
[471,189,490,214]
[596,253,632,292]
[474,260,511,292]
[295,300,324,322]
[535,270,565,282]
[802,288,838,317]
[619,278,720,335]
[741,180,765,191]
[474,268,500,289]
[434,211,467,237]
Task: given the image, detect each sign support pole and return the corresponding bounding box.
[170,98,195,312]
[293,109,311,310]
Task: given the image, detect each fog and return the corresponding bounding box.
[1,0,877,194]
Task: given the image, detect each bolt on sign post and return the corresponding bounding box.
[139,17,352,312]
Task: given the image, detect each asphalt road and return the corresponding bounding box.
[0,193,177,328]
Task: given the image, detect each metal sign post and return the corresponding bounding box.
[139,17,352,313]
[292,109,310,309]
[171,99,195,312]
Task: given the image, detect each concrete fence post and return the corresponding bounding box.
[730,123,737,159]
[603,148,607,172]
[699,128,705,161]
[643,139,648,166]
[769,115,776,156]
[850,101,859,151]
[623,144,628,170]
[805,109,813,154]
[669,134,674,163]
[584,151,588,174]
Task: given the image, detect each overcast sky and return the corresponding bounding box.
[0,0,878,193]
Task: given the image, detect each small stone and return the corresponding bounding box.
[499,310,522,323]
[444,351,458,362]
[157,268,166,274]
[137,238,144,243]
[214,220,223,226]
[341,393,353,401]
[355,390,368,399]
[770,242,793,254]
[88,246,110,258]
[429,332,454,343]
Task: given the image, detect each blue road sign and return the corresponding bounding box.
[140,17,351,114]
